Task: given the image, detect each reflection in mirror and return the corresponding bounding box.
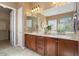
[47,12,76,34]
[48,20,57,31]
[58,16,74,34]
[26,16,38,32]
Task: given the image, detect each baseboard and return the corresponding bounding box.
[15,44,25,49]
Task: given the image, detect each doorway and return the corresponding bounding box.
[0,6,12,48]
[0,3,16,48]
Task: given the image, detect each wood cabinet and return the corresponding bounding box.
[78,42,79,56]
[46,37,57,56]
[58,39,78,56]
[25,34,36,51]
[30,35,36,51]
[25,34,78,56]
[25,34,31,48]
[36,36,45,55]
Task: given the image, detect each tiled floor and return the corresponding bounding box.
[0,40,40,56]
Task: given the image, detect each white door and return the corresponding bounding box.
[10,9,16,46]
[17,7,23,47]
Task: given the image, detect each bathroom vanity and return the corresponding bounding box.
[25,33,79,56]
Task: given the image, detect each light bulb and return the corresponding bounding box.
[37,7,40,10]
[33,9,36,12]
[31,10,34,12]
[35,8,38,11]
[53,2,56,4]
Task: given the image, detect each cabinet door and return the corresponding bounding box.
[58,39,78,56]
[46,37,57,56]
[36,36,45,55]
[25,34,31,48]
[30,35,36,51]
[78,41,79,56]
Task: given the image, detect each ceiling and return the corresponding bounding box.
[28,2,68,11]
[29,2,53,10]
[19,2,74,16]
[26,2,75,17]
[23,2,56,16]
[42,3,76,16]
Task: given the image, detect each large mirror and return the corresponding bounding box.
[46,12,75,34]
[26,16,38,32]
[25,2,78,34]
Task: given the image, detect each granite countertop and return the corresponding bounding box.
[25,32,79,41]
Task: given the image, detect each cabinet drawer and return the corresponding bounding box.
[37,43,44,48]
[37,41,44,45]
[37,39,44,42]
[37,37,45,45]
[37,36,44,39]
[37,46,45,55]
[36,36,45,55]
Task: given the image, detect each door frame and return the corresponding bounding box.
[17,7,25,49]
[0,3,17,47]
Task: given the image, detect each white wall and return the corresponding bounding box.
[17,7,24,48]
[42,3,76,16]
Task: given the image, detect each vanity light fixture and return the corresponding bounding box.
[31,5,41,13]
